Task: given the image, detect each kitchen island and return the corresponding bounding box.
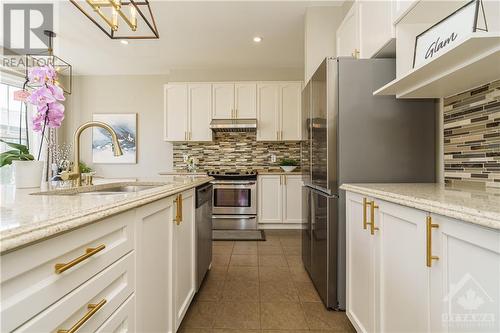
[0,176,212,332]
[341,183,500,333]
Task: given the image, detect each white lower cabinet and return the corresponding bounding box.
[136,197,174,333]
[1,188,199,333]
[429,214,500,333]
[258,175,302,225]
[172,190,196,331]
[346,193,376,333]
[376,200,430,333]
[345,191,500,333]
[16,253,135,332]
[258,175,283,223]
[96,294,136,333]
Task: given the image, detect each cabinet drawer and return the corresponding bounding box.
[1,211,135,332]
[15,252,135,332]
[95,294,135,333]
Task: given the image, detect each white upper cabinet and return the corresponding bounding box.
[212,83,235,119]
[391,0,419,24]
[164,83,212,142]
[358,0,395,58]
[235,83,257,119]
[375,0,500,98]
[257,82,302,141]
[188,84,212,142]
[164,84,188,141]
[213,83,257,119]
[165,81,300,141]
[336,3,360,58]
[257,83,280,141]
[337,1,395,59]
[280,83,302,141]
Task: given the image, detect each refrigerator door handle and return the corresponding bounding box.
[306,185,338,198]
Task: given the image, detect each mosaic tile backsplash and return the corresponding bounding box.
[444,80,500,188]
[173,132,301,172]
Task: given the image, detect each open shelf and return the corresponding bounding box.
[374,33,500,98]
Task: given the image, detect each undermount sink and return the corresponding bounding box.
[32,182,167,196]
[82,185,161,194]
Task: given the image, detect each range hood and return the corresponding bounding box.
[209,119,257,132]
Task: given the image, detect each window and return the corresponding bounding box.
[0,78,38,184]
[0,82,29,147]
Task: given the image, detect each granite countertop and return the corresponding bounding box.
[340,183,500,230]
[257,169,302,175]
[0,176,213,253]
[159,169,302,176]
[158,171,208,176]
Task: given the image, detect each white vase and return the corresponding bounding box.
[280,165,297,172]
[13,160,44,189]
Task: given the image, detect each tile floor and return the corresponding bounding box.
[179,230,355,333]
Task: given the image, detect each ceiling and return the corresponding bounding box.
[55,1,343,75]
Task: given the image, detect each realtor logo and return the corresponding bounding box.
[442,273,497,330]
[3,3,53,54]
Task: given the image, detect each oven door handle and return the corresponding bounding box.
[212,215,256,219]
[210,181,256,185]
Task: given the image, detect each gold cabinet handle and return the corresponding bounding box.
[362,198,368,229]
[174,193,183,225]
[189,132,192,140]
[426,216,439,267]
[365,200,379,235]
[55,244,106,274]
[57,299,106,333]
[281,130,284,141]
[284,175,287,185]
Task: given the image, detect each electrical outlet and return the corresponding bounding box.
[183,154,189,162]
[270,154,277,163]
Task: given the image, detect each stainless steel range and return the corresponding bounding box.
[209,170,257,230]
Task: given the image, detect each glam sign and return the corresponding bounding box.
[413,0,488,69]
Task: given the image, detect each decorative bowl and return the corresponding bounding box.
[280,166,297,172]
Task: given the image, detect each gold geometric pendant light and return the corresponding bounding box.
[69,0,159,39]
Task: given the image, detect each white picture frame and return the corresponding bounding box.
[92,113,137,164]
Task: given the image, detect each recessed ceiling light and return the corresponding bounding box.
[120,40,129,45]
[253,36,263,43]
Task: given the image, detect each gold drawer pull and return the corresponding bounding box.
[426,216,439,267]
[174,193,183,225]
[57,299,106,333]
[365,200,379,235]
[55,245,106,274]
[362,198,368,229]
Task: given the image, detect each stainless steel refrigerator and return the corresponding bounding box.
[301,57,436,310]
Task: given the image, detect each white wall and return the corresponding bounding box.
[304,6,344,82]
[63,74,171,178]
[63,68,302,178]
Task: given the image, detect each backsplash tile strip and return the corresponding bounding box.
[444,80,500,189]
[173,132,301,172]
